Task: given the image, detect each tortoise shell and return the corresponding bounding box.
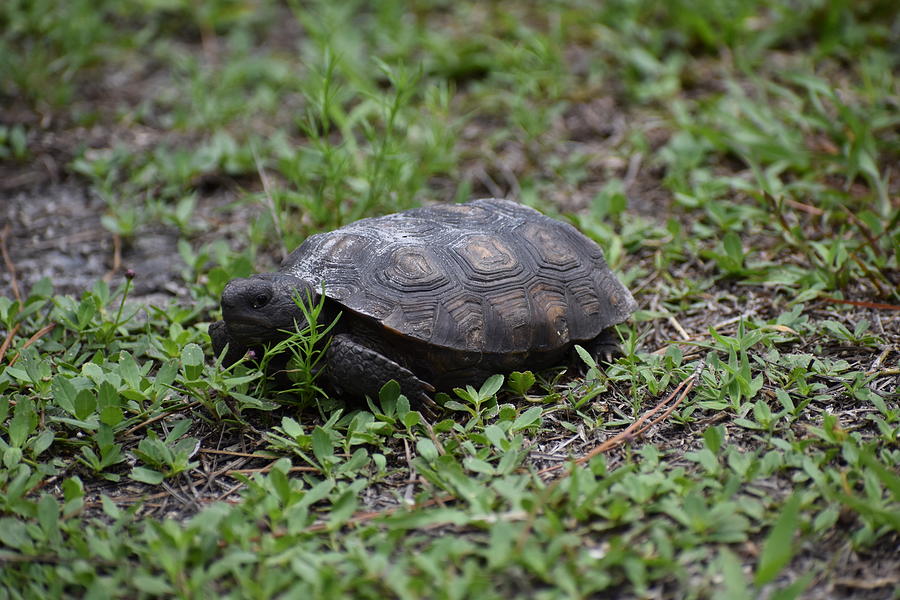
[280,198,636,355]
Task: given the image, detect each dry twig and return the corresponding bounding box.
[123,401,202,437]
[1,224,21,303]
[0,323,21,364]
[254,149,287,261]
[8,323,56,366]
[821,296,900,311]
[539,360,704,475]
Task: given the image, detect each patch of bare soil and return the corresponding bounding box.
[1,180,265,308]
[1,184,179,301]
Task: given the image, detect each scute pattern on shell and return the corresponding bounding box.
[280,198,637,354]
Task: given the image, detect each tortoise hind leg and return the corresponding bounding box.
[326,334,435,404]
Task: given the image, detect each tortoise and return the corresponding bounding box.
[209,198,637,402]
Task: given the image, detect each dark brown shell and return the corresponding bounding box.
[281,198,636,354]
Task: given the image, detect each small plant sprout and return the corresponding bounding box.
[256,285,341,404]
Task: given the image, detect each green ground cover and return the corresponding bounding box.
[1,1,898,597]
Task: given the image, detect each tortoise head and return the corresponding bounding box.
[220,273,316,346]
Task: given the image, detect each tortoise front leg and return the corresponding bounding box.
[581,328,622,364]
[326,334,435,404]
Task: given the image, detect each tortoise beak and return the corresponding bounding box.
[209,320,250,365]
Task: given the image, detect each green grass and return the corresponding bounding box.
[2,0,899,598]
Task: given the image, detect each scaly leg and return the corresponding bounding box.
[326,334,435,404]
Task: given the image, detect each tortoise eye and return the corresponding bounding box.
[251,293,269,309]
